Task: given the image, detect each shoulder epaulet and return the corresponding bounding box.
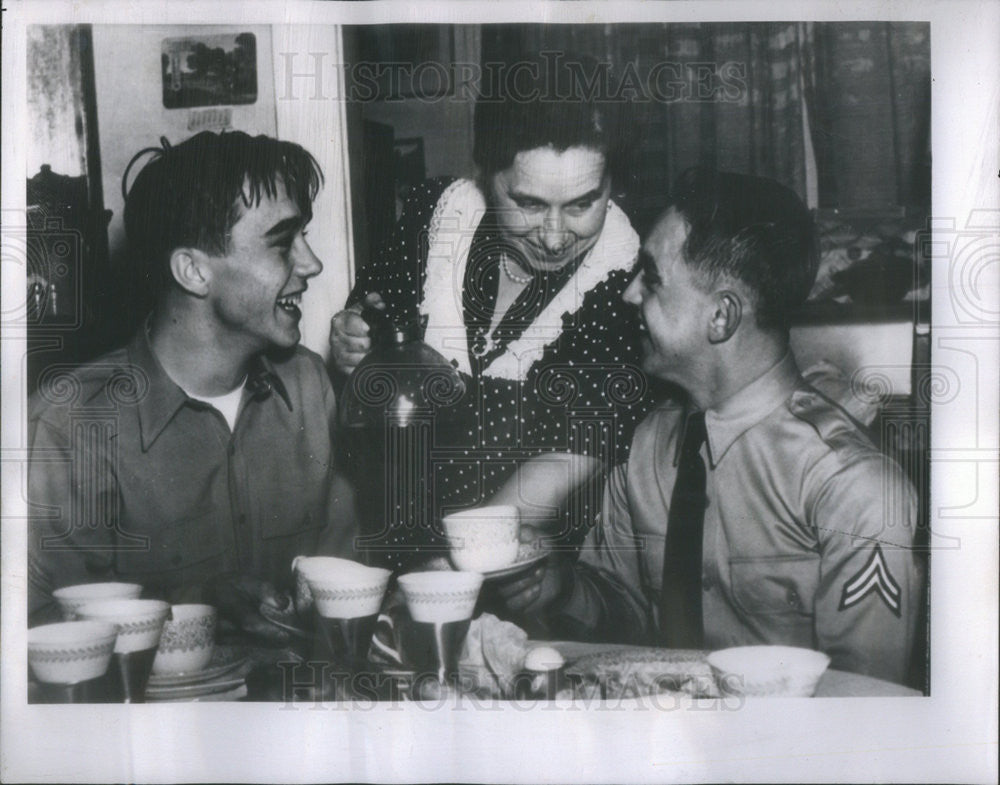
[787,386,877,459]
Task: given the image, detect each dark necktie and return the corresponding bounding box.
[659,410,707,648]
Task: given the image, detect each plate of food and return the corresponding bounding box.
[564,647,718,699]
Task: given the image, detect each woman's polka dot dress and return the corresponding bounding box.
[342,177,662,571]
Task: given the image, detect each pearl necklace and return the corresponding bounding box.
[472,254,532,359]
[501,253,533,286]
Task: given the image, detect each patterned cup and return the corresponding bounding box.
[397,571,484,624]
[707,645,831,697]
[443,505,520,573]
[53,582,142,620]
[151,604,217,675]
[76,599,171,654]
[301,558,392,619]
[76,599,171,702]
[28,620,118,684]
[292,555,372,615]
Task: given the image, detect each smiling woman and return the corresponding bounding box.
[488,146,612,275]
[330,53,661,577]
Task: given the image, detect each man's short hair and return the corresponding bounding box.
[669,167,818,329]
[123,131,323,294]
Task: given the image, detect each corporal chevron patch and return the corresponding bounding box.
[839,544,902,617]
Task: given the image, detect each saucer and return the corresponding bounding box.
[480,552,547,581]
[146,645,249,688]
[147,683,248,702]
[145,676,246,701]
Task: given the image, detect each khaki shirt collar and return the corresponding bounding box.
[129,323,292,452]
[700,351,801,468]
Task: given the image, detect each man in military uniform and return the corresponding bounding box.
[502,168,921,685]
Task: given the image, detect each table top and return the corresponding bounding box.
[547,640,921,698]
[35,638,914,703]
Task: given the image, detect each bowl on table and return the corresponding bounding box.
[707,645,831,697]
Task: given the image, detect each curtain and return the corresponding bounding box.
[481,22,930,225]
[481,23,811,231]
[806,22,930,208]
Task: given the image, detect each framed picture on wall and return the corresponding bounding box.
[161,32,258,108]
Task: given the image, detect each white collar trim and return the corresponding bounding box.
[418,178,639,381]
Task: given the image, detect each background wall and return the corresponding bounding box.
[91,25,278,272]
[27,26,88,179]
[342,25,480,270]
[271,25,355,358]
[350,25,479,180]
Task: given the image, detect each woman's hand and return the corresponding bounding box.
[487,453,601,530]
[329,292,385,375]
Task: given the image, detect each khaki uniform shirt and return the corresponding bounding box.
[558,353,921,685]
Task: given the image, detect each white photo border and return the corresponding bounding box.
[2,2,997,783]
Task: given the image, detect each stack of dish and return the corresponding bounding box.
[144,646,250,702]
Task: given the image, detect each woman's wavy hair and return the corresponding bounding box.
[473,52,636,193]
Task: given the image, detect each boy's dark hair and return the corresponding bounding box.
[123,131,323,294]
[669,167,819,329]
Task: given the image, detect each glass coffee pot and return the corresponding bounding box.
[339,306,466,430]
[338,306,468,569]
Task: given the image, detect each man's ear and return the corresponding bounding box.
[708,289,742,344]
[168,248,210,297]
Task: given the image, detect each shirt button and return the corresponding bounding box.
[786,588,800,607]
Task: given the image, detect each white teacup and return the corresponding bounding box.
[293,555,363,615]
[397,571,484,624]
[28,620,118,684]
[53,582,142,620]
[151,604,217,675]
[443,505,520,573]
[76,599,171,654]
[299,557,392,619]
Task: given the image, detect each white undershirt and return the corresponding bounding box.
[183,380,246,431]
